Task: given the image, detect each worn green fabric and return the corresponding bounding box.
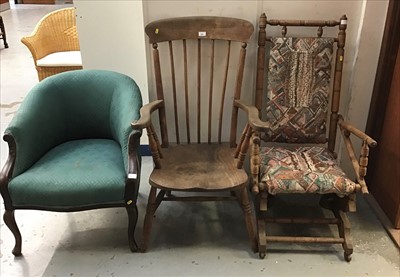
[6,70,142,178]
[5,70,142,208]
[9,139,125,208]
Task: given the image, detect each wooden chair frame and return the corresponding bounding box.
[236,13,377,261]
[132,16,258,252]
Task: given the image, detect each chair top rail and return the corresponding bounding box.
[145,16,254,44]
[267,19,341,27]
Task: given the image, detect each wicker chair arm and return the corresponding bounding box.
[20,36,44,63]
[234,99,270,131]
[131,100,164,129]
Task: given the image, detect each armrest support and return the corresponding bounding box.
[338,115,377,194]
[127,132,141,180]
[125,131,141,207]
[338,115,377,147]
[131,100,164,169]
[131,100,164,129]
[234,99,270,131]
[0,134,17,210]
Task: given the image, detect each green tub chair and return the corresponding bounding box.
[0,69,142,256]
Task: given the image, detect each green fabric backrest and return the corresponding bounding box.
[6,70,142,177]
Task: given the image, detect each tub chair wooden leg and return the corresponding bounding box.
[4,210,22,256]
[126,205,139,252]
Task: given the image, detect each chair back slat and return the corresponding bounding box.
[218,40,231,144]
[152,45,169,147]
[208,40,215,144]
[230,44,247,147]
[183,39,191,143]
[168,41,180,144]
[146,17,254,145]
[197,39,202,144]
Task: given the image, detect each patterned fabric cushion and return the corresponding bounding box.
[265,37,334,143]
[260,146,356,196]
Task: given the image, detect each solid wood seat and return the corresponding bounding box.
[150,143,247,191]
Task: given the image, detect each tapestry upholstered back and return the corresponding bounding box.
[265,37,334,143]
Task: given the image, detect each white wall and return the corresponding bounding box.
[74,0,149,143]
[339,0,389,177]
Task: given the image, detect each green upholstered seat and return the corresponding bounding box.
[0,69,142,255]
[9,139,126,209]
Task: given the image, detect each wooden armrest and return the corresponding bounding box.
[234,99,270,131]
[131,100,164,129]
[338,115,377,147]
[338,115,377,194]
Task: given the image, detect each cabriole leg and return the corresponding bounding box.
[4,210,22,256]
[126,205,139,252]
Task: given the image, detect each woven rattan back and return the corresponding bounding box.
[145,16,254,147]
[22,8,79,60]
[256,13,347,152]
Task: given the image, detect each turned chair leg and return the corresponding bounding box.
[236,186,258,253]
[336,210,353,262]
[3,210,22,256]
[256,193,268,259]
[140,186,158,252]
[126,205,139,252]
[257,218,267,259]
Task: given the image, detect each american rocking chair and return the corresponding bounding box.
[132,16,258,252]
[236,14,377,261]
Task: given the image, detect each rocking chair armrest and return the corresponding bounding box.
[338,115,377,194]
[338,115,377,147]
[234,99,270,131]
[131,100,164,129]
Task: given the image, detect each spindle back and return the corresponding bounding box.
[145,16,254,147]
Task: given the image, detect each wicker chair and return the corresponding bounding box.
[21,8,82,81]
